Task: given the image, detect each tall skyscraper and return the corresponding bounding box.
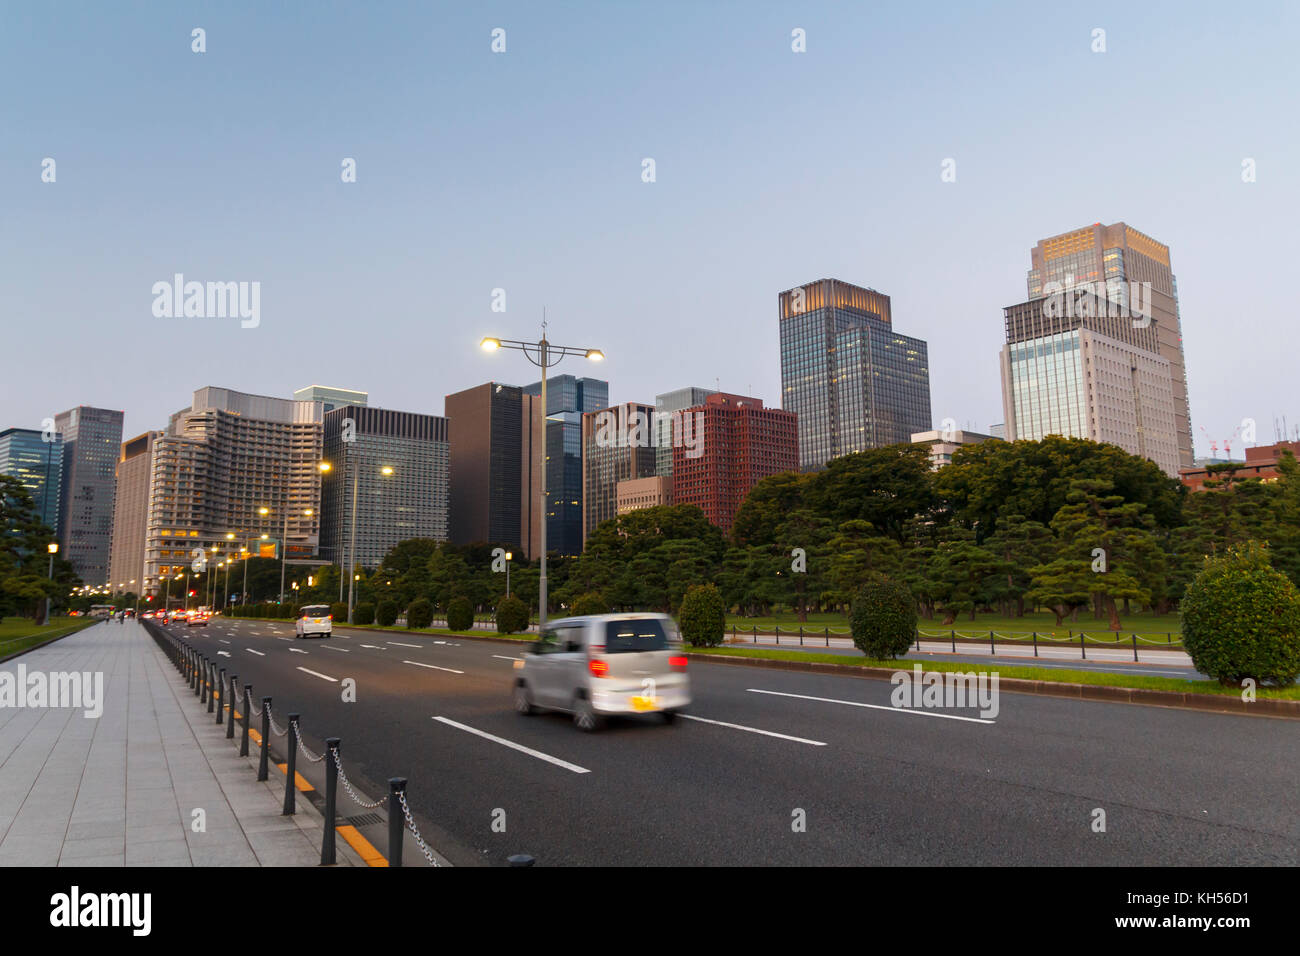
[445,382,543,557]
[779,279,932,470]
[143,388,324,596]
[1000,222,1191,476]
[581,401,657,545]
[108,431,161,594]
[521,375,608,557]
[671,393,798,532]
[55,406,124,586]
[0,427,63,531]
[654,386,715,478]
[293,385,369,413]
[321,405,450,571]
[1021,222,1193,469]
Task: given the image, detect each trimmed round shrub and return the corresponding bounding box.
[407,598,434,630]
[679,584,725,647]
[376,599,400,628]
[571,592,608,616]
[850,579,917,659]
[330,602,348,622]
[354,602,375,626]
[446,596,474,632]
[495,594,529,634]
[1181,542,1300,686]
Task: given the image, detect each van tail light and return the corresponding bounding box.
[588,659,608,677]
[326,615,332,621]
[669,656,688,670]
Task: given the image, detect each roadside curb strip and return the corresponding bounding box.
[684,652,1300,719]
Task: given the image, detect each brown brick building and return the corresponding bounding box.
[1179,441,1300,492]
[671,393,798,533]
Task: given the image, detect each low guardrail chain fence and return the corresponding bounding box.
[144,620,446,867]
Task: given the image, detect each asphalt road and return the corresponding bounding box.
[162,617,1299,866]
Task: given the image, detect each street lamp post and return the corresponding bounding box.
[342,464,393,625]
[506,551,512,597]
[481,328,604,628]
[44,542,58,625]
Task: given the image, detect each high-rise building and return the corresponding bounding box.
[779,279,931,470]
[521,375,608,557]
[108,431,161,594]
[55,406,124,586]
[321,405,450,571]
[581,401,657,545]
[654,387,716,478]
[445,383,543,557]
[671,393,798,533]
[293,385,369,413]
[1000,228,1188,478]
[1020,222,1193,469]
[143,388,324,597]
[0,427,63,531]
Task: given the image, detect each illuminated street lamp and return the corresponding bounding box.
[44,542,58,625]
[322,457,396,625]
[480,327,604,627]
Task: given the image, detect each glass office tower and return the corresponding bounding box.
[522,375,608,557]
[779,279,931,470]
[0,427,63,531]
[55,406,124,586]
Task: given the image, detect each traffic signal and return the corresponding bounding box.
[188,590,196,597]
[146,595,153,602]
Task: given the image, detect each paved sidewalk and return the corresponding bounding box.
[0,620,359,866]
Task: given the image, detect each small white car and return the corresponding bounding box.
[295,604,333,639]
[513,613,690,731]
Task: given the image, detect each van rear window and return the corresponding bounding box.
[604,620,669,653]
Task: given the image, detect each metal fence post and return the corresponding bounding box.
[216,667,226,723]
[951,630,956,654]
[240,684,252,756]
[388,778,407,867]
[799,625,803,646]
[321,738,340,865]
[283,715,299,815]
[824,627,829,647]
[200,659,209,704]
[194,655,203,697]
[226,674,238,738]
[1032,631,1037,657]
[774,625,779,645]
[753,625,756,644]
[258,697,271,781]
[1080,632,1086,660]
[990,630,995,655]
[207,661,216,712]
[1132,633,1138,662]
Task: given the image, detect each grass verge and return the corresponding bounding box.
[0,617,97,660]
[686,645,1300,700]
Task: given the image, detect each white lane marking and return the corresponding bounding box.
[493,654,522,662]
[679,714,827,746]
[296,667,338,682]
[403,660,463,674]
[217,651,231,657]
[433,640,446,645]
[359,644,387,650]
[747,688,995,724]
[245,648,265,656]
[387,641,420,648]
[289,648,308,654]
[276,637,292,642]
[322,645,349,652]
[432,717,590,774]
[218,639,231,645]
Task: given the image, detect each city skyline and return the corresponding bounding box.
[4,3,1296,458]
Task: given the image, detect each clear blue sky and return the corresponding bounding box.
[3,0,1297,456]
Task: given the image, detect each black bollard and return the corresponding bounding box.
[321,739,341,865]
[258,698,271,781]
[283,715,299,815]
[216,667,226,723]
[240,684,252,756]
[226,674,238,738]
[388,778,407,867]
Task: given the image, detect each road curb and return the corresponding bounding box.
[684,652,1300,719]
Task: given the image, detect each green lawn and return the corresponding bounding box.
[727,610,1183,639]
[689,646,1300,700]
[0,616,97,659]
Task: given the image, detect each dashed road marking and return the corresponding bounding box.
[747,688,995,724]
[432,717,590,774]
[403,660,463,674]
[679,714,827,746]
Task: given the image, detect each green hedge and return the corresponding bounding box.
[446,596,473,631]
[495,594,529,634]
[407,598,434,629]
[679,584,725,647]
[850,578,917,659]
